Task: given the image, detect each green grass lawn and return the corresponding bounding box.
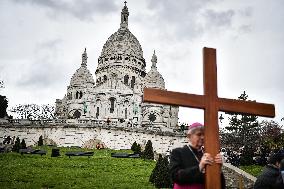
[0,146,156,189]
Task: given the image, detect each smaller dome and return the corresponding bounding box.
[70,66,95,87]
[69,48,95,87]
[144,51,165,89]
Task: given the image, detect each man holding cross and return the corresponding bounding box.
[143,47,275,188]
[169,122,226,189]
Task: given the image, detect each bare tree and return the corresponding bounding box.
[9,104,55,120]
[41,104,55,119]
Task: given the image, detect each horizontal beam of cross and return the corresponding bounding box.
[143,88,275,117]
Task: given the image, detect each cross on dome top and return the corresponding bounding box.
[120,1,129,28]
[151,50,157,69]
[81,48,87,67]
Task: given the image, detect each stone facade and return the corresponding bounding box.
[55,4,179,131]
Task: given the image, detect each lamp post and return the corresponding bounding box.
[219,114,224,124]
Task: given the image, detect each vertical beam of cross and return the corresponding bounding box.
[203,48,221,188]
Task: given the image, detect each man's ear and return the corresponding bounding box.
[275,162,280,168]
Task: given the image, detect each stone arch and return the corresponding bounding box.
[69,109,82,119]
[43,138,57,146]
[82,139,107,149]
[74,110,81,118]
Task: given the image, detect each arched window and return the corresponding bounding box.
[80,91,83,99]
[104,75,107,81]
[125,108,127,119]
[109,97,115,113]
[70,92,72,100]
[76,91,79,99]
[124,75,129,85]
[73,110,81,119]
[131,76,135,88]
[96,107,99,118]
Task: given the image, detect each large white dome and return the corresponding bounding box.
[101,27,143,59]
[95,3,146,76]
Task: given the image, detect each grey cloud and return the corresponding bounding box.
[143,0,240,41]
[16,39,66,89]
[146,0,211,40]
[238,24,252,33]
[203,9,235,27]
[35,39,63,49]
[12,0,118,21]
[238,7,253,17]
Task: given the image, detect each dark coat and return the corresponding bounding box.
[254,165,284,189]
[169,145,225,188]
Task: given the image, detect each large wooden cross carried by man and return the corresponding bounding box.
[143,47,275,189]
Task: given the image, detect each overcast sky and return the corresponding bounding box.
[0,0,283,125]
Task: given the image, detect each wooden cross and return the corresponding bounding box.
[143,47,275,189]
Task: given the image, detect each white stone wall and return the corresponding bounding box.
[0,124,187,154]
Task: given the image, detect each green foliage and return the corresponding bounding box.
[38,135,43,146]
[21,139,27,149]
[0,147,156,189]
[149,154,172,188]
[259,120,284,150]
[240,145,254,165]
[142,140,154,160]
[12,137,21,152]
[240,165,264,177]
[0,95,8,118]
[224,91,260,149]
[131,141,141,154]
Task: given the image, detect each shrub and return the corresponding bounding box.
[131,141,141,154]
[150,154,172,188]
[38,135,43,146]
[149,154,162,183]
[240,145,254,165]
[21,139,27,149]
[131,141,137,151]
[12,137,21,152]
[142,140,154,160]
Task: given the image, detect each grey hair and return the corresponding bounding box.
[187,125,204,135]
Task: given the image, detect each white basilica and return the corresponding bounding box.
[55,3,179,130]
